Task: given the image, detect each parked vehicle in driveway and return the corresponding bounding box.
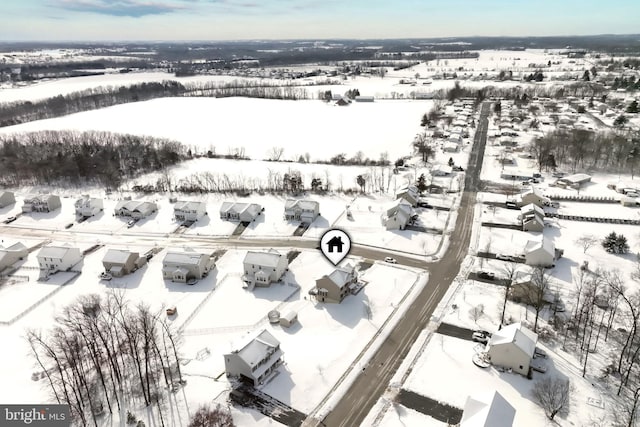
[495,254,515,261]
[472,330,491,343]
[505,201,518,209]
[3,216,17,224]
[384,257,397,264]
[477,271,495,280]
[127,219,137,228]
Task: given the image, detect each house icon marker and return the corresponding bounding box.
[327,236,343,253]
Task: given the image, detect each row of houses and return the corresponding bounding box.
[2,192,321,225]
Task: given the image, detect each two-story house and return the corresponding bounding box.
[310,263,358,303]
[219,201,263,222]
[114,200,158,219]
[242,250,288,288]
[162,249,214,283]
[173,200,207,222]
[283,199,319,224]
[224,329,283,386]
[75,195,104,218]
[22,194,61,213]
[37,245,82,276]
[102,249,144,277]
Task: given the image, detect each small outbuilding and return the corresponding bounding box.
[279,311,298,328]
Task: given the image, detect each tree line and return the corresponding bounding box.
[27,292,184,427]
[0,130,186,188]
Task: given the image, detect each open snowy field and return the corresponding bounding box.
[0,97,434,163]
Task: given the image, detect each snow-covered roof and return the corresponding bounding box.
[24,194,58,203]
[234,329,280,367]
[460,390,516,427]
[103,249,136,264]
[220,201,262,216]
[37,245,78,260]
[559,173,591,184]
[0,242,27,253]
[174,200,206,211]
[524,238,554,256]
[284,199,319,211]
[489,322,537,358]
[115,200,157,214]
[163,250,207,266]
[74,195,101,208]
[244,249,284,268]
[326,263,356,289]
[520,203,544,216]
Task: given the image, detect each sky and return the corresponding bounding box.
[0,0,639,41]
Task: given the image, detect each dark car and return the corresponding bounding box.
[3,216,17,224]
[505,201,518,209]
[477,271,495,280]
[417,202,432,209]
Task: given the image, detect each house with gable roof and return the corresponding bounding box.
[242,249,288,288]
[523,238,556,267]
[381,199,412,230]
[0,242,28,273]
[224,329,283,386]
[460,390,516,427]
[0,191,15,208]
[174,200,207,222]
[310,263,358,303]
[219,201,263,223]
[283,199,319,224]
[487,322,538,376]
[162,249,214,283]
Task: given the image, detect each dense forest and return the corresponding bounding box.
[0,130,186,188]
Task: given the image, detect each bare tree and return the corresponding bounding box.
[532,376,572,420]
[469,304,484,324]
[267,146,285,161]
[188,404,235,427]
[576,234,599,254]
[526,266,553,333]
[499,262,519,327]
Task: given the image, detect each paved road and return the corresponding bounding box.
[316,102,491,427]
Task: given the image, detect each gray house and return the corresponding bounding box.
[242,250,288,288]
[310,263,358,303]
[395,185,419,207]
[284,199,319,224]
[219,201,263,222]
[224,329,283,386]
[114,200,158,219]
[22,194,61,213]
[162,249,214,283]
[0,242,28,273]
[0,191,15,208]
[381,199,412,230]
[75,195,104,218]
[102,249,144,277]
[174,200,207,222]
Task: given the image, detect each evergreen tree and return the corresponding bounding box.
[416,173,428,193]
[616,234,630,254]
[448,157,454,167]
[627,100,639,114]
[614,115,629,128]
[602,232,618,253]
[582,70,590,81]
[420,113,429,127]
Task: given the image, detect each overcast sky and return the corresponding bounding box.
[1,0,639,41]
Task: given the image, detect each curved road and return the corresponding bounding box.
[314,102,490,427]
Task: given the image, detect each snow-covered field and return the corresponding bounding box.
[0,97,434,163]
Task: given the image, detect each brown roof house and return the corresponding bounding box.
[224,329,283,386]
[309,263,358,303]
[242,250,288,289]
[22,194,61,213]
[102,249,146,277]
[487,323,538,376]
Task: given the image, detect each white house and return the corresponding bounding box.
[173,200,207,222]
[460,390,516,427]
[37,245,82,276]
[0,191,15,208]
[558,173,592,189]
[443,142,460,152]
[0,242,28,273]
[487,323,538,376]
[283,199,319,224]
[162,249,214,283]
[381,199,412,230]
[114,200,157,219]
[22,194,61,213]
[517,187,550,208]
[219,202,263,222]
[224,329,283,386]
[396,185,420,207]
[431,164,453,177]
[75,195,104,218]
[523,238,556,267]
[242,249,288,288]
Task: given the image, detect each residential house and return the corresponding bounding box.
[487,322,538,376]
[114,200,158,219]
[500,168,534,181]
[174,200,207,222]
[22,194,61,213]
[310,263,358,303]
[242,249,288,287]
[431,164,453,177]
[0,242,28,273]
[523,238,556,267]
[283,199,320,224]
[395,185,420,207]
[460,390,516,427]
[381,199,412,231]
[443,142,460,152]
[0,191,15,208]
[557,173,592,189]
[74,195,103,218]
[219,201,263,222]
[37,245,82,276]
[516,187,550,208]
[519,203,544,232]
[162,249,214,283]
[102,249,144,277]
[224,329,283,386]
